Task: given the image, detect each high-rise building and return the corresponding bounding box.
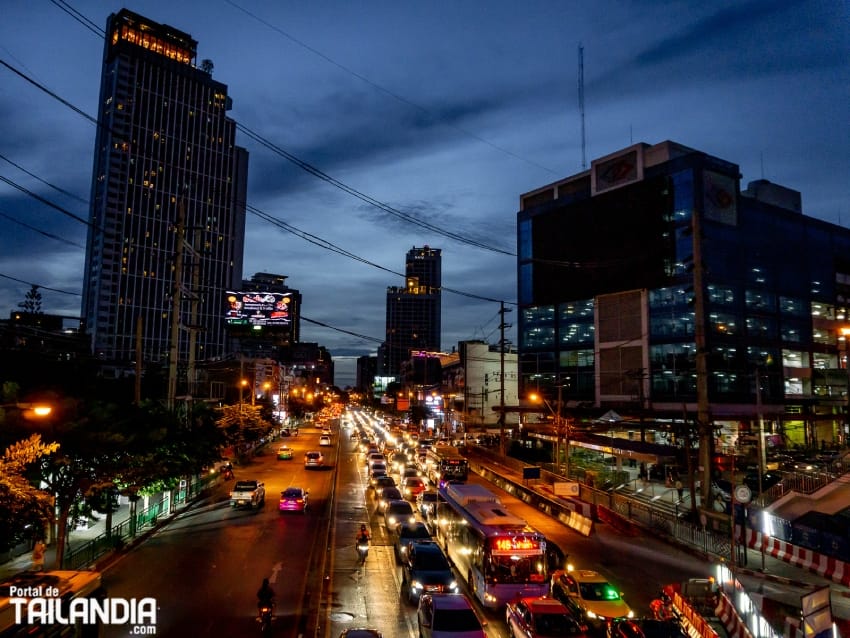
[82,9,247,375]
[383,246,442,375]
[226,272,302,359]
[518,140,850,456]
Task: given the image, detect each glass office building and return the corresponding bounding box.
[518,141,850,449]
[82,9,248,372]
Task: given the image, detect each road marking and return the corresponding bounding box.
[269,561,283,584]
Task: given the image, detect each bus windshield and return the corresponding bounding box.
[486,553,547,584]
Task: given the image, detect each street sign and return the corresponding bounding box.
[522,466,541,480]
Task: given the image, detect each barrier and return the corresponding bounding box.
[715,593,753,638]
[747,533,850,587]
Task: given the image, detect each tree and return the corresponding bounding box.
[216,404,273,461]
[18,285,43,314]
[0,434,58,552]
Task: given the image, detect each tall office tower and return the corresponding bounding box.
[82,9,248,375]
[384,246,442,376]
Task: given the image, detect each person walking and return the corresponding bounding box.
[675,478,684,502]
[32,539,46,572]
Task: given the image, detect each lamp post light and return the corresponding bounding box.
[239,379,248,412]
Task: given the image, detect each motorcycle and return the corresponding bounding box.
[356,538,369,564]
[258,603,273,635]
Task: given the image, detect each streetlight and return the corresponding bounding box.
[0,402,53,420]
[239,379,248,411]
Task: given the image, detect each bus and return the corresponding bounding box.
[1,570,107,637]
[436,483,549,609]
[425,445,469,487]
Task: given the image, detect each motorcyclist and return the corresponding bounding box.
[355,524,370,546]
[257,578,275,617]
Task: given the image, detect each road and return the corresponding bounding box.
[97,409,837,638]
[101,428,335,637]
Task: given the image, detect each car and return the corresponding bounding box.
[400,466,423,481]
[371,475,397,492]
[280,428,293,437]
[384,499,416,530]
[743,471,783,494]
[551,569,633,632]
[377,486,404,511]
[394,521,432,562]
[417,594,485,638]
[279,487,308,513]
[417,490,445,525]
[304,451,324,469]
[400,540,458,603]
[322,428,332,436]
[277,445,294,460]
[369,470,390,488]
[506,596,587,638]
[366,452,385,466]
[402,476,427,500]
[320,435,332,446]
[339,630,382,638]
[369,461,388,475]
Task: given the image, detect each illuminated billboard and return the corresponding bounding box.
[225,291,294,329]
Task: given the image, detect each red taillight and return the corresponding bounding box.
[296,499,303,503]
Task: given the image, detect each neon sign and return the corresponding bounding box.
[493,537,539,552]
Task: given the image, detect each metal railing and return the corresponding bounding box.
[62,473,216,570]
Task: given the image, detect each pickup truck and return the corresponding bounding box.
[230,480,265,509]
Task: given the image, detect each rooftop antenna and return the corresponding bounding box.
[578,43,586,170]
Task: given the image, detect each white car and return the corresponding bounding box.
[320,435,332,446]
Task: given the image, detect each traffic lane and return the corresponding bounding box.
[326,438,505,638]
[101,446,334,638]
[462,472,705,616]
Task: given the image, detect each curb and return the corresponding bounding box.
[733,566,815,590]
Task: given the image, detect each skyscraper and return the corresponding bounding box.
[383,246,442,376]
[82,9,247,375]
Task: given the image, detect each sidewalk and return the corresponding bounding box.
[0,480,223,582]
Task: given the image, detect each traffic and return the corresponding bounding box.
[340,408,686,638]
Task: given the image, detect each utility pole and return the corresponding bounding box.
[498,301,512,456]
[692,197,714,507]
[167,196,186,411]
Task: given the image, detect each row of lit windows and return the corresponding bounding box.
[113,25,192,64]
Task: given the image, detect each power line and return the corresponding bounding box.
[0,272,80,296]
[224,0,560,178]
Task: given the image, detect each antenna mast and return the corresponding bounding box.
[578,43,586,170]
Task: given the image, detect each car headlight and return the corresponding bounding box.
[627,611,635,618]
[449,581,458,590]
[586,611,598,619]
[411,581,423,591]
[388,516,397,525]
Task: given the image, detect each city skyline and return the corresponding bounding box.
[1,1,848,363]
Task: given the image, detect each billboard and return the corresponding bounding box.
[225,291,294,329]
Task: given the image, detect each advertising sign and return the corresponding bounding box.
[225,291,293,328]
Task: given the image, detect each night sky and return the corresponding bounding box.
[1,1,848,386]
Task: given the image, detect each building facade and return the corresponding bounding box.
[383,246,442,375]
[226,272,302,359]
[82,9,247,374]
[518,141,850,452]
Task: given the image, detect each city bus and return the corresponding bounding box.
[435,483,549,609]
[425,445,469,487]
[1,570,106,637]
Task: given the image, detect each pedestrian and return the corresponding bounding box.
[675,479,684,501]
[638,462,648,484]
[32,539,46,572]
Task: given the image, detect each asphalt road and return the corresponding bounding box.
[101,429,336,637]
[95,409,837,638]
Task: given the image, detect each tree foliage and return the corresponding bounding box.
[17,285,43,314]
[0,434,58,552]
